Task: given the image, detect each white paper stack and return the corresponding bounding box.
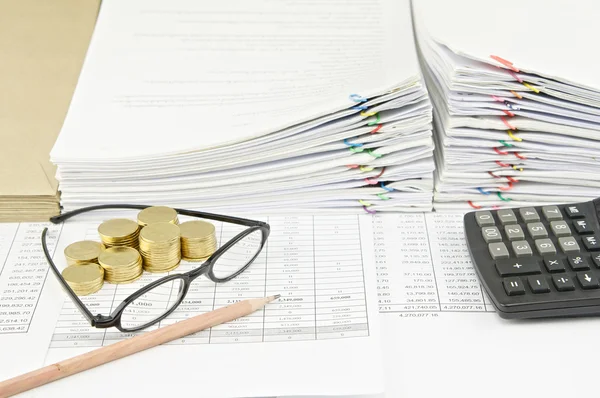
[412,0,600,211]
[50,0,435,215]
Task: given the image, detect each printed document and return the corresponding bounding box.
[3,214,384,397]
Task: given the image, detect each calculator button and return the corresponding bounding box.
[488,242,510,259]
[558,236,580,253]
[527,276,550,293]
[495,257,540,276]
[576,272,599,289]
[497,209,517,225]
[503,277,526,296]
[481,227,502,243]
[565,205,585,219]
[568,255,590,271]
[542,206,563,221]
[511,240,532,257]
[552,275,575,291]
[574,219,594,235]
[550,221,571,237]
[592,253,600,269]
[535,238,556,256]
[582,235,600,251]
[475,211,495,227]
[504,225,524,241]
[519,207,540,222]
[527,222,548,239]
[544,256,566,273]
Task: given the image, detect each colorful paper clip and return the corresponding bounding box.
[349,94,369,111]
[367,113,380,126]
[490,55,520,72]
[510,90,523,99]
[522,82,540,93]
[500,116,516,130]
[366,149,382,159]
[370,124,382,134]
[360,199,376,214]
[343,138,363,148]
[497,192,512,201]
[507,130,521,142]
[365,167,386,185]
[380,182,394,192]
[468,200,482,209]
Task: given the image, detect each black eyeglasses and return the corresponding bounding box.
[41,204,270,333]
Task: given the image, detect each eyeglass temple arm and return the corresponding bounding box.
[41,228,97,325]
[50,204,269,228]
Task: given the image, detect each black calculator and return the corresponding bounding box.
[464,197,600,319]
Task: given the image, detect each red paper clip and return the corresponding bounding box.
[498,181,514,191]
[370,124,382,134]
[500,116,516,130]
[490,55,520,72]
[468,200,482,209]
[364,167,386,185]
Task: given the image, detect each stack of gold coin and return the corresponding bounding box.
[137,206,179,227]
[64,240,105,266]
[97,219,140,249]
[139,222,181,272]
[62,263,105,296]
[98,247,143,284]
[179,220,217,261]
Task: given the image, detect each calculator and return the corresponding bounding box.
[464,197,600,319]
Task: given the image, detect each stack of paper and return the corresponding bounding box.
[412,0,600,211]
[0,0,100,221]
[49,0,435,215]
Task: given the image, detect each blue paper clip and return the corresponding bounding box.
[380,182,394,192]
[343,139,363,148]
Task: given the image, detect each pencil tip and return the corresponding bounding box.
[273,294,281,300]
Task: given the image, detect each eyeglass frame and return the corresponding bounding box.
[41,204,270,332]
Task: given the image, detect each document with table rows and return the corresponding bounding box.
[49,215,370,348]
[373,212,495,314]
[0,223,62,334]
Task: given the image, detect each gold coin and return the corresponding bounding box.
[139,222,181,272]
[62,263,104,295]
[106,271,143,285]
[64,241,105,266]
[179,220,217,260]
[179,220,214,238]
[98,219,140,249]
[139,222,180,243]
[98,247,143,283]
[98,219,139,239]
[143,261,182,273]
[137,206,179,227]
[98,247,141,268]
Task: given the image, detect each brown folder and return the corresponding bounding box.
[0,0,101,221]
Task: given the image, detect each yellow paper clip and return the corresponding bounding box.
[522,82,540,94]
[507,130,522,142]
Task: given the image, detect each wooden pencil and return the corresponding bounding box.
[0,294,280,398]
